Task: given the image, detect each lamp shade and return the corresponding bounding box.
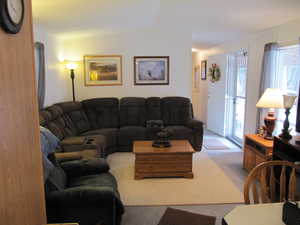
[283,95,297,108]
[65,62,78,70]
[256,88,284,109]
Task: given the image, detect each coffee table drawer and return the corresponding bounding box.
[136,164,192,173]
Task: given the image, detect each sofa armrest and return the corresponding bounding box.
[186,119,203,130]
[55,150,98,163]
[55,152,82,162]
[60,158,110,177]
[46,186,118,207]
[185,119,204,151]
[60,136,106,158]
[60,136,86,146]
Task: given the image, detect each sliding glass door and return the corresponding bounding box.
[226,51,248,145]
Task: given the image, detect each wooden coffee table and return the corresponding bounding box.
[133,140,195,179]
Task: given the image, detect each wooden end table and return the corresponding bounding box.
[243,134,273,172]
[133,140,195,179]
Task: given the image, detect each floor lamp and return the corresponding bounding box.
[65,62,78,102]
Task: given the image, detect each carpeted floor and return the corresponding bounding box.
[107,152,243,206]
[119,130,247,225]
[203,138,230,150]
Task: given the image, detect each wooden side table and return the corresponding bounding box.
[243,134,273,172]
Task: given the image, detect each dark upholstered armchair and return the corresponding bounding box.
[45,156,124,225]
[161,97,203,151]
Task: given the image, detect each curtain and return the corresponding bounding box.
[297,38,300,132]
[35,42,46,109]
[256,42,279,131]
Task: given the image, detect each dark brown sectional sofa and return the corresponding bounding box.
[39,96,204,157]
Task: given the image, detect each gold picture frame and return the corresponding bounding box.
[84,55,122,86]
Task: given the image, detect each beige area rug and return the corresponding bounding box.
[107,152,243,206]
[203,138,230,150]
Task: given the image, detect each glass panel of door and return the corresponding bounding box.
[230,52,247,144]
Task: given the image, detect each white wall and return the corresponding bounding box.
[200,17,300,136]
[192,52,208,123]
[33,24,72,106]
[60,28,192,100]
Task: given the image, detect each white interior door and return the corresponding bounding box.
[206,55,227,136]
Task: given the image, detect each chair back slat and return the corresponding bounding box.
[280,166,286,202]
[251,182,259,204]
[244,160,299,204]
[260,168,269,203]
[288,168,297,201]
[270,166,276,202]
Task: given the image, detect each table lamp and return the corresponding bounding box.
[65,62,79,102]
[279,94,297,140]
[256,88,283,140]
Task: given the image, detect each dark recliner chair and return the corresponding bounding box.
[81,98,120,155]
[161,97,203,151]
[118,97,147,152]
[40,104,106,158]
[45,155,124,225]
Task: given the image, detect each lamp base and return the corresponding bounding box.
[263,110,276,140]
[279,108,292,140]
[279,132,292,140]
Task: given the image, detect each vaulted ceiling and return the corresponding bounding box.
[32,0,300,48]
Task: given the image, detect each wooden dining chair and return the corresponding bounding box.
[244,160,299,204]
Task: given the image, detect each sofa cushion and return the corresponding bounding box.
[40,108,65,140]
[165,126,193,139]
[82,128,118,148]
[82,98,119,129]
[120,97,146,126]
[118,126,146,146]
[146,97,161,120]
[68,172,118,190]
[39,110,52,127]
[45,105,77,139]
[56,102,91,134]
[161,97,192,126]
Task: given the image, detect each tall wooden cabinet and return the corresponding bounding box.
[243,134,273,172]
[0,0,47,224]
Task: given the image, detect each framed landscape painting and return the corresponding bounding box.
[134,56,169,85]
[84,55,122,86]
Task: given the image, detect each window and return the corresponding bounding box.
[275,45,300,134]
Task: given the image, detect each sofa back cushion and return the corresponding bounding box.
[55,102,91,134]
[161,97,192,126]
[39,110,52,128]
[120,97,147,126]
[82,98,119,129]
[39,109,64,140]
[146,97,161,120]
[44,106,77,140]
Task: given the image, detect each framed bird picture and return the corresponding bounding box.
[134,56,169,85]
